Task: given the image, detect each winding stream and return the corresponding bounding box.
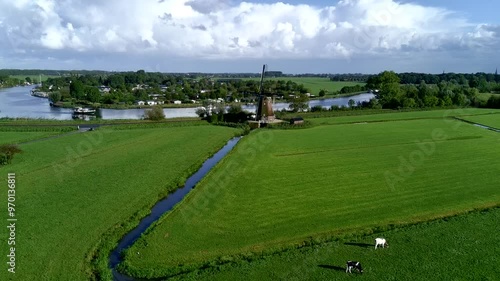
[110,137,242,281]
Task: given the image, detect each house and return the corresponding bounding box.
[289,117,304,125]
[148,94,163,100]
[146,100,157,106]
[157,100,165,105]
[98,86,111,93]
[173,100,182,104]
[136,100,145,106]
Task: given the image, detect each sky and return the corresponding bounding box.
[0,0,499,74]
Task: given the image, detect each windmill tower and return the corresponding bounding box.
[255,64,275,122]
[248,64,279,129]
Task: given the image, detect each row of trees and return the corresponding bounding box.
[42,71,311,105]
[330,71,500,85]
[367,71,485,109]
[0,76,21,88]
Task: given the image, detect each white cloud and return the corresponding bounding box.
[0,0,498,71]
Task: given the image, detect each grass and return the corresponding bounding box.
[169,208,500,281]
[477,92,493,102]
[0,124,241,281]
[123,117,500,278]
[0,125,77,145]
[243,77,365,96]
[0,117,203,126]
[0,131,65,145]
[459,113,500,129]
[9,74,59,83]
[281,78,365,95]
[304,108,500,125]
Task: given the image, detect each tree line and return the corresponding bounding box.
[366,71,500,109]
[40,70,311,106]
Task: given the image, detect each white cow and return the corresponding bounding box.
[375,238,388,249]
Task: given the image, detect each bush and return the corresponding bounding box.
[144,105,165,120]
[0,144,22,165]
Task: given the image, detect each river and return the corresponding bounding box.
[0,86,375,120]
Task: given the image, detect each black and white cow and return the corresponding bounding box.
[346,261,363,274]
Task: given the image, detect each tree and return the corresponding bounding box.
[318,89,326,97]
[348,99,356,108]
[287,93,309,112]
[48,92,62,103]
[85,86,101,103]
[25,77,32,84]
[144,105,165,120]
[70,80,85,100]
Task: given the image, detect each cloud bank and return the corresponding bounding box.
[0,0,498,72]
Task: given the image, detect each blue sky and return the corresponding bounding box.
[0,0,498,74]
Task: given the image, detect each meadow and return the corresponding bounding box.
[0,124,241,281]
[0,124,78,145]
[460,112,500,128]
[169,208,500,281]
[123,115,500,278]
[244,77,365,95]
[304,108,500,125]
[0,131,65,145]
[9,74,59,83]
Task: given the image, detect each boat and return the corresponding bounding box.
[73,107,96,114]
[72,114,96,121]
[30,89,49,98]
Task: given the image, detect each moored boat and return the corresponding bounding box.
[73,107,96,114]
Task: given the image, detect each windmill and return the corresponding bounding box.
[255,64,275,123]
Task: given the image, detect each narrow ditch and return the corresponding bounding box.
[109,137,242,281]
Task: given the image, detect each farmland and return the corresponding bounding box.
[9,74,59,83]
[0,124,77,145]
[243,77,365,96]
[305,108,500,125]
[460,112,500,128]
[0,131,65,145]
[123,114,500,278]
[0,124,241,280]
[169,208,500,281]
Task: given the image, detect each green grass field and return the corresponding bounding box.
[460,113,500,129]
[477,92,493,102]
[0,131,64,145]
[123,117,500,278]
[9,74,59,83]
[306,108,500,126]
[169,208,500,281]
[0,125,240,281]
[244,77,365,95]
